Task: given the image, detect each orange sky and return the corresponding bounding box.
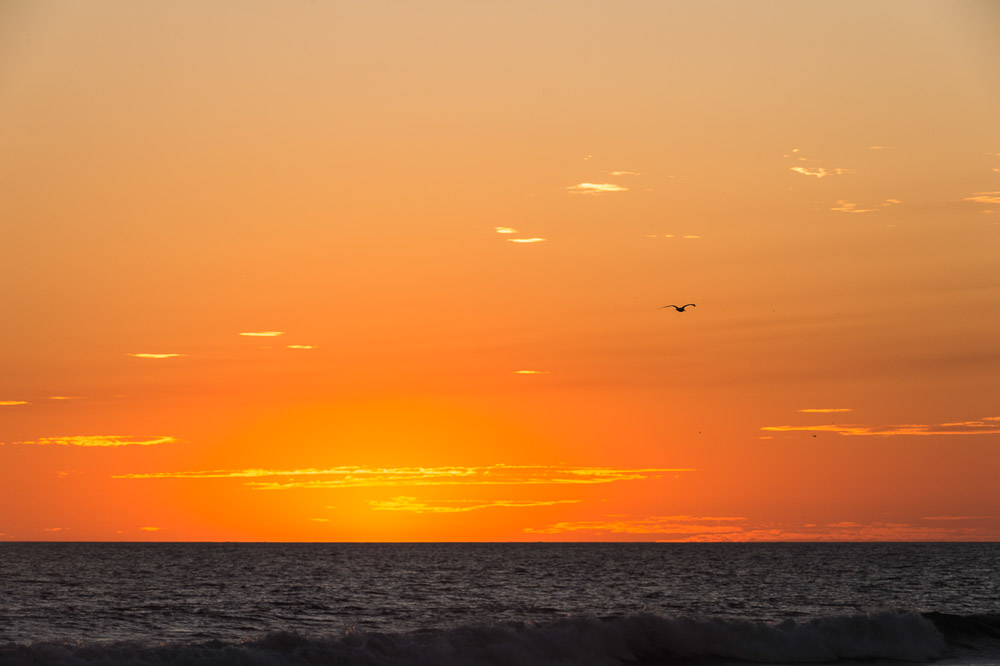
[1,0,998,542]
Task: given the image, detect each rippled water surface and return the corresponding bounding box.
[1,542,997,644]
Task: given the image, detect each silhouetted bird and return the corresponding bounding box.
[661,304,696,312]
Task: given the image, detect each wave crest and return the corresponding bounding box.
[0,611,952,665]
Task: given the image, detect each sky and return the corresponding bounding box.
[1,0,998,542]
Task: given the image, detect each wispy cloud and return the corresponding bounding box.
[114,464,694,490]
[790,167,855,178]
[494,227,518,234]
[127,353,184,359]
[287,345,316,349]
[921,515,992,521]
[566,183,628,194]
[606,170,640,176]
[506,238,546,244]
[48,396,82,401]
[831,201,869,212]
[660,522,999,542]
[798,408,852,413]
[761,417,1000,437]
[513,370,551,375]
[526,516,998,541]
[42,527,64,532]
[0,400,29,406]
[964,192,1000,204]
[4,435,175,447]
[830,199,899,213]
[239,331,284,337]
[139,526,161,531]
[525,515,747,536]
[868,145,893,150]
[369,496,581,514]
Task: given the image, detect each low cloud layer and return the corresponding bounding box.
[369,496,580,513]
[525,515,747,536]
[525,516,997,541]
[115,464,694,489]
[761,417,1000,437]
[3,435,175,447]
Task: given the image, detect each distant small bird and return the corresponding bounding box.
[661,304,696,312]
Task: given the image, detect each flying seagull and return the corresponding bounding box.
[661,304,696,312]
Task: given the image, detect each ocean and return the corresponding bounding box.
[0,542,997,665]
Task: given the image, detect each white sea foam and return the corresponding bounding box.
[0,611,955,666]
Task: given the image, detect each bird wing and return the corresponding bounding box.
[660,305,679,309]
[683,304,696,308]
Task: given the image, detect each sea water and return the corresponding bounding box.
[0,542,997,665]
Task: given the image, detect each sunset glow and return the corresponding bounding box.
[1,0,998,542]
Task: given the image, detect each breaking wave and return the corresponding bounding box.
[2,611,997,666]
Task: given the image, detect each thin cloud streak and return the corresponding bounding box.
[761,417,1000,437]
[964,192,1000,204]
[114,464,695,490]
[286,345,316,349]
[525,515,747,535]
[0,401,29,406]
[831,199,899,213]
[566,183,628,194]
[494,227,518,234]
[4,435,175,447]
[527,517,998,541]
[127,353,184,359]
[506,238,546,244]
[369,496,581,513]
[921,515,992,521]
[798,408,853,413]
[239,332,285,337]
[831,201,874,213]
[661,523,998,542]
[789,167,854,178]
[513,370,551,375]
